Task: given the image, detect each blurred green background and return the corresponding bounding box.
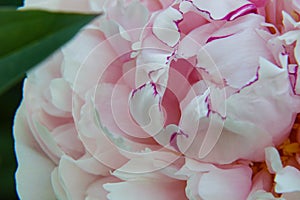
[1,1,24,200]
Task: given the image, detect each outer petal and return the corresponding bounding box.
[14,104,56,200]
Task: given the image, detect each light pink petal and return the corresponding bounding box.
[104,180,187,200]
[52,123,85,159]
[177,23,220,59]
[75,152,111,176]
[190,0,256,20]
[95,83,150,139]
[201,116,272,164]
[153,7,182,47]
[162,59,204,125]
[135,46,170,90]
[198,166,252,200]
[76,91,129,171]
[97,18,132,57]
[226,57,299,145]
[177,89,210,157]
[153,124,181,152]
[31,119,63,163]
[111,152,183,180]
[56,156,99,200]
[179,80,208,111]
[62,28,106,93]
[14,105,56,200]
[63,23,131,98]
[51,168,67,200]
[178,1,210,35]
[265,147,283,174]
[25,51,71,118]
[197,15,273,89]
[179,159,252,200]
[129,83,165,136]
[177,85,271,163]
[85,176,119,200]
[275,166,300,193]
[249,170,273,195]
[106,1,149,42]
[49,78,73,112]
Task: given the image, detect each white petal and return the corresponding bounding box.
[129,83,165,136]
[259,57,285,79]
[153,7,182,47]
[265,147,283,174]
[275,166,300,193]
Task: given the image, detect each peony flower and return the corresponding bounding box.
[14,0,300,200]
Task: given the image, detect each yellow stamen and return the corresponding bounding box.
[279,139,300,156]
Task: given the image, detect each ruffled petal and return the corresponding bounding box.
[153,7,182,47]
[197,15,273,89]
[226,57,299,145]
[129,82,165,136]
[14,105,56,200]
[190,0,256,20]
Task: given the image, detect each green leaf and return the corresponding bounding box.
[0,0,23,7]
[0,9,99,94]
